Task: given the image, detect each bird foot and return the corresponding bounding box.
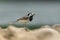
[24,28,29,32]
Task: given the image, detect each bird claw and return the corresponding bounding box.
[24,28,29,32]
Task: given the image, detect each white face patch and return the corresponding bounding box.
[29,13,32,17]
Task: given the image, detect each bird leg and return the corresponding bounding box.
[24,23,29,31]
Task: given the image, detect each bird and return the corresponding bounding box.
[16,12,35,31]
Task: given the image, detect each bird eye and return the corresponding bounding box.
[27,13,32,16]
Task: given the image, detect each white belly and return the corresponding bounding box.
[18,20,29,24]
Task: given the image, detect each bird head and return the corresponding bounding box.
[27,12,35,21]
[27,12,32,16]
[27,12,35,17]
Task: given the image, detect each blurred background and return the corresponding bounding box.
[0,0,60,28]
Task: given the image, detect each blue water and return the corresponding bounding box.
[0,1,60,25]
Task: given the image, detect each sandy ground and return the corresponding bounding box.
[0,25,60,40]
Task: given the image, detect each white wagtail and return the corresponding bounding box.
[15,12,35,31]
